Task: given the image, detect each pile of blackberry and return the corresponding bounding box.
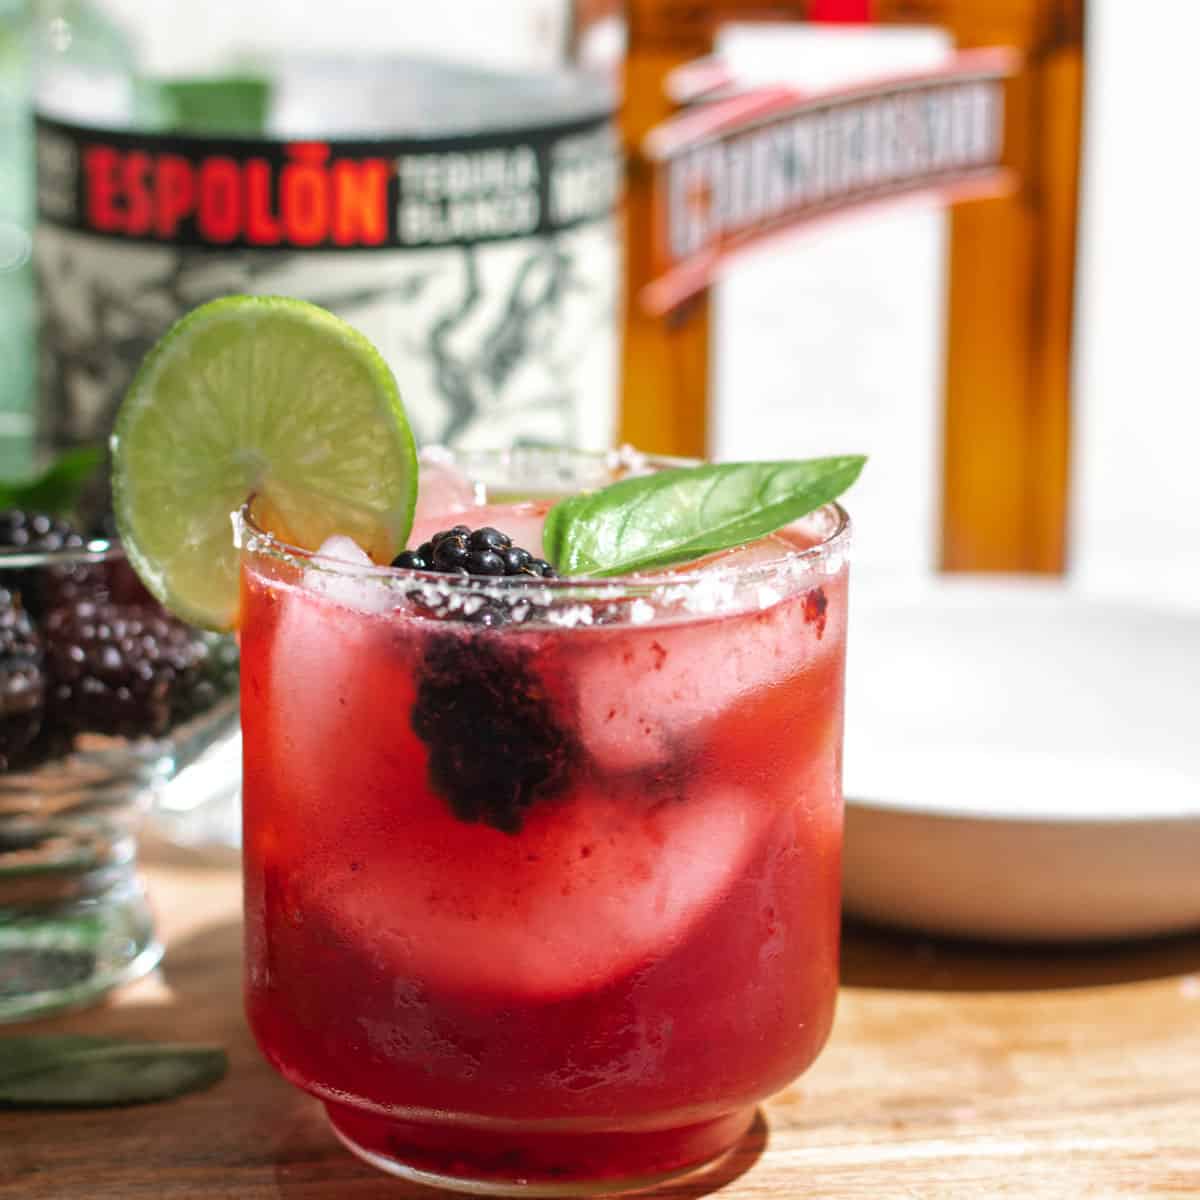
[0,508,219,770]
[0,510,85,555]
[400,524,576,833]
[0,588,46,769]
[43,601,205,740]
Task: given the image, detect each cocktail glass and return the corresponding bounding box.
[239,447,850,1195]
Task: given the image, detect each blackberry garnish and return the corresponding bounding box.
[411,633,577,834]
[43,600,206,739]
[392,526,556,580]
[394,525,557,629]
[0,588,45,769]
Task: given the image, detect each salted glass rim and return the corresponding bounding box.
[234,447,851,608]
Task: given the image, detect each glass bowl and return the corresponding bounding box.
[0,536,239,1021]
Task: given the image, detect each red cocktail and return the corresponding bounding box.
[240,449,850,1194]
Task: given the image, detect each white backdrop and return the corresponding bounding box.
[1072,0,1200,607]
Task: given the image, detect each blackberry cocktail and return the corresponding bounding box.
[238,448,850,1192]
[108,299,860,1195]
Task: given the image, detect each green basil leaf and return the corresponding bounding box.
[0,1035,107,1082]
[0,446,105,517]
[543,456,865,577]
[0,1036,227,1107]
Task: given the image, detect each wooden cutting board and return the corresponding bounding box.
[3,852,1200,1198]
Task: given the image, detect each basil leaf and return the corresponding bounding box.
[0,1036,227,1107]
[0,1035,105,1081]
[0,446,105,517]
[544,456,865,577]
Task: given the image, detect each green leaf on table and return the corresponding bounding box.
[0,1035,105,1080]
[543,456,865,577]
[0,447,105,517]
[0,1035,227,1107]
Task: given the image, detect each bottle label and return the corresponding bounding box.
[641,48,1013,315]
[34,112,620,453]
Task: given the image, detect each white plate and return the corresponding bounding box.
[842,579,1200,941]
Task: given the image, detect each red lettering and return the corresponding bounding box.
[244,159,280,244]
[197,158,242,243]
[121,150,153,235]
[83,145,121,232]
[281,143,330,246]
[332,159,389,246]
[79,143,395,247]
[154,155,195,237]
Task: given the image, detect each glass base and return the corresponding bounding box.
[0,881,161,1023]
[147,716,243,853]
[325,1103,755,1196]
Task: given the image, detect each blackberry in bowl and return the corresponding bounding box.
[0,516,240,1021]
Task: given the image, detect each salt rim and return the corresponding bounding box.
[233,445,852,627]
[236,506,849,626]
[238,516,848,631]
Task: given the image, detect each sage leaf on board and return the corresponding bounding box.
[543,456,865,577]
[0,1035,227,1108]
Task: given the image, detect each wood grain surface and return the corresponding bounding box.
[3,850,1200,1199]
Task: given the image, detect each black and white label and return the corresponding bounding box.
[34,112,621,453]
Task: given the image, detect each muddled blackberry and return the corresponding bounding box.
[411,634,577,834]
[43,600,206,739]
[392,526,556,580]
[0,589,45,769]
[803,586,828,638]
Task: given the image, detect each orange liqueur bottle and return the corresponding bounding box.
[620,0,1084,574]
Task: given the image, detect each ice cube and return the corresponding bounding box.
[567,585,830,776]
[315,534,374,567]
[263,577,386,797]
[305,778,772,1001]
[413,453,481,524]
[304,535,394,613]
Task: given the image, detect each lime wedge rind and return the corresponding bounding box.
[112,296,417,631]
